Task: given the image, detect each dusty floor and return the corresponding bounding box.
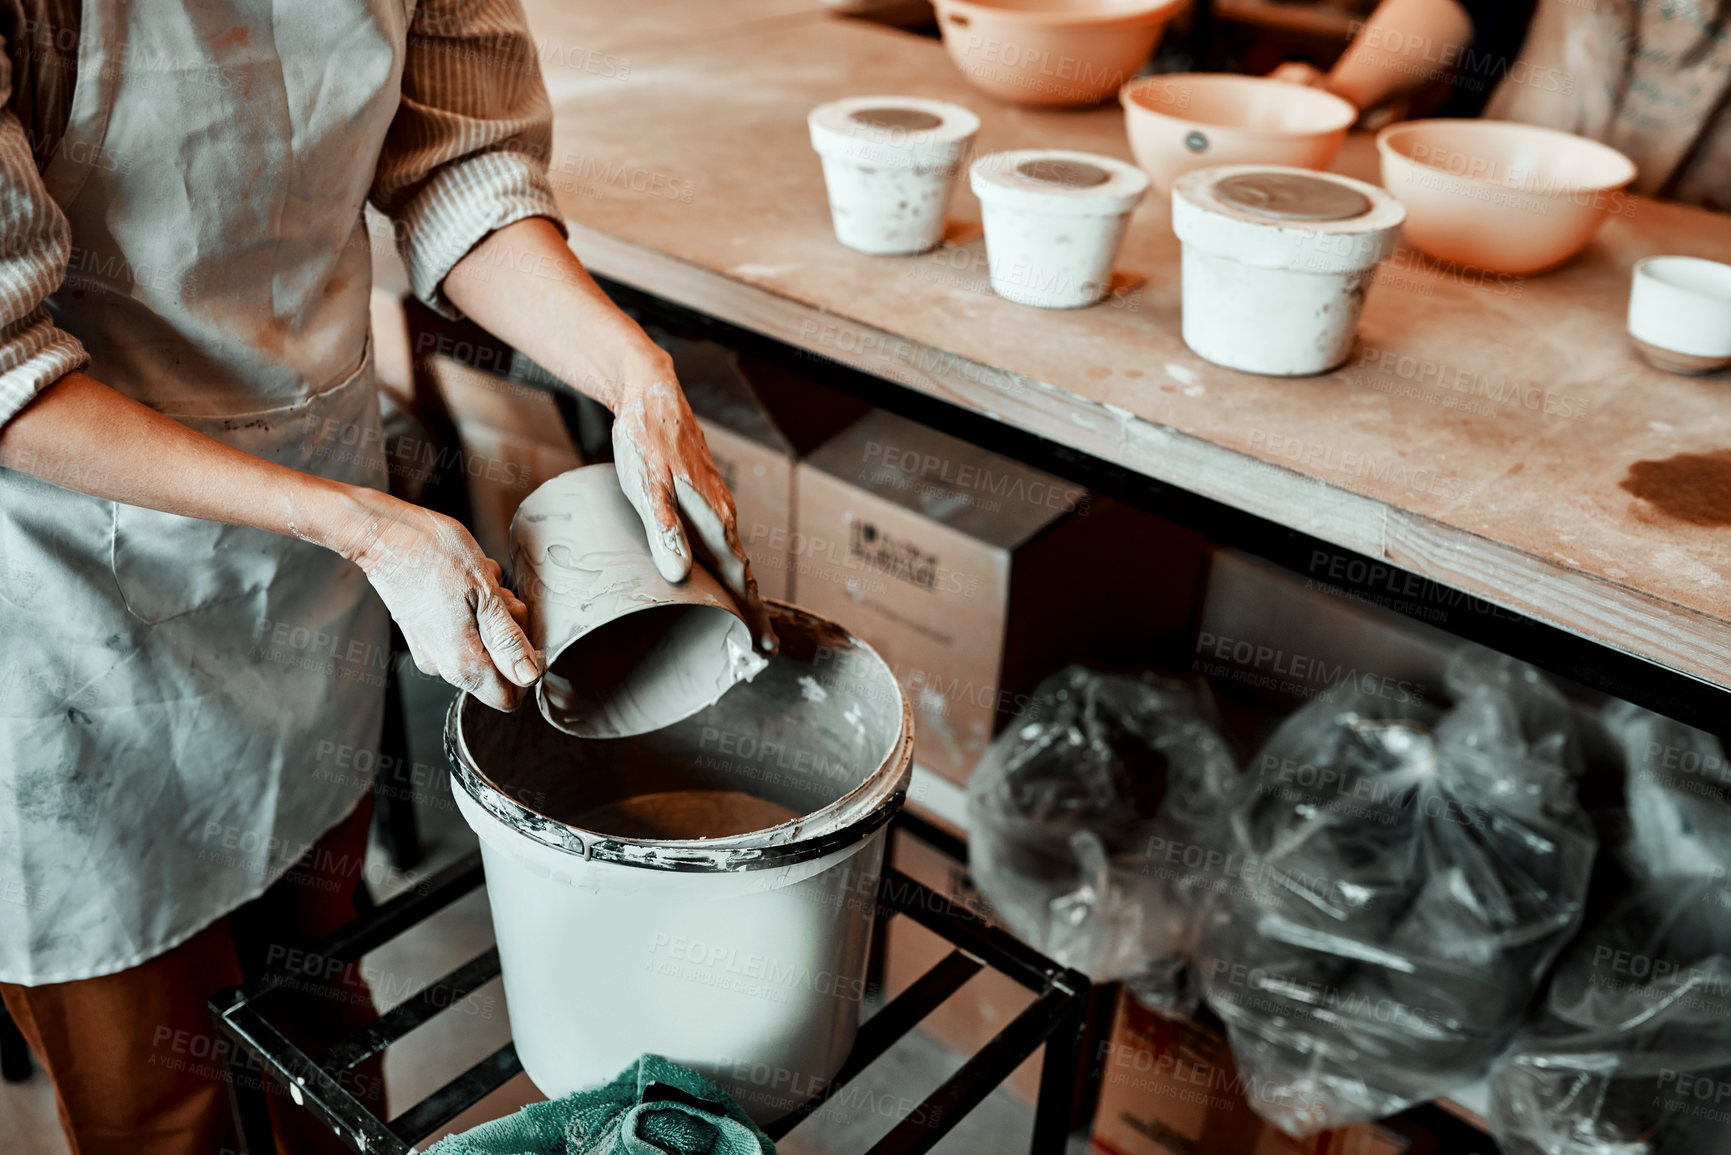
[0,662,1036,1154]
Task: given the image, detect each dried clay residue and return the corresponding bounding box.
[1620,450,1731,527]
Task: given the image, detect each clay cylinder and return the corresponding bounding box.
[808,95,980,256]
[1173,165,1405,376]
[510,464,766,738]
[969,149,1149,309]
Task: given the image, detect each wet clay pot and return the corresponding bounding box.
[510,464,766,738]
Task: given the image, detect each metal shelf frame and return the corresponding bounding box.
[209,818,1093,1155]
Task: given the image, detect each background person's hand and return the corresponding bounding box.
[1268,60,1330,90]
[609,349,776,653]
[347,498,539,711]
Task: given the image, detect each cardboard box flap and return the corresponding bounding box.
[666,338,794,455]
[804,409,1084,549]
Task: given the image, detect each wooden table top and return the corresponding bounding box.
[519,1,1731,696]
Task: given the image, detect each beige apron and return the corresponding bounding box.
[0,0,409,983]
[1486,0,1731,208]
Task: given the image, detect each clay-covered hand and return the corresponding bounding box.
[610,353,776,652]
[347,499,540,711]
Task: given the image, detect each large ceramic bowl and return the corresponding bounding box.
[1120,73,1356,194]
[933,0,1184,107]
[1377,119,1637,275]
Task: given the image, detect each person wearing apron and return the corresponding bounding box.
[0,2,769,1152]
[1272,0,1731,210]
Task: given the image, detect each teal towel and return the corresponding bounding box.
[425,1055,776,1155]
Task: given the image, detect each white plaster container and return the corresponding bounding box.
[969,149,1149,309]
[511,464,767,739]
[808,95,980,255]
[1172,165,1405,376]
[447,603,913,1123]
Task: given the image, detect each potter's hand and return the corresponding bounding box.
[611,356,776,653]
[346,498,539,711]
[437,219,776,653]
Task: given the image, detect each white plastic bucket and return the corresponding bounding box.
[447,603,912,1123]
[808,96,980,256]
[970,149,1148,308]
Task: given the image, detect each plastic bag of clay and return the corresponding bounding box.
[1489,876,1731,1155]
[1603,700,1731,881]
[1194,648,1597,1136]
[965,665,1241,1009]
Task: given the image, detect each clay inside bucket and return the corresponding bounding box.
[457,607,907,854]
[539,603,760,740]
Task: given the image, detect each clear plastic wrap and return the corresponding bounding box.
[1194,649,1597,1135]
[1487,706,1731,1155]
[1605,701,1731,882]
[1490,878,1731,1155]
[965,665,1240,1007]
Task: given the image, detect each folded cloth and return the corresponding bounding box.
[425,1054,775,1155]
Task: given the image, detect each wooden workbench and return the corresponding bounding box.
[518,0,1731,703]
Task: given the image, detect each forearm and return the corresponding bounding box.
[1327,0,1473,110]
[441,217,669,411]
[0,371,387,559]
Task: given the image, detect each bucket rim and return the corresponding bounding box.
[445,601,914,873]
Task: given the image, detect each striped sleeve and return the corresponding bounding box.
[370,0,566,319]
[0,35,88,430]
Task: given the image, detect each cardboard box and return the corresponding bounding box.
[793,409,1206,785]
[1090,993,1420,1155]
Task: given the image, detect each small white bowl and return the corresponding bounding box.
[1628,256,1731,375]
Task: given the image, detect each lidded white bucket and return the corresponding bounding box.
[969,148,1149,308]
[1172,165,1405,376]
[808,95,980,255]
[447,602,912,1124]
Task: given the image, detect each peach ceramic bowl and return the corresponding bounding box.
[932,0,1184,107]
[1377,119,1638,276]
[1120,74,1357,195]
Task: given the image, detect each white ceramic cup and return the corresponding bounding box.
[1628,255,1731,375]
[808,96,981,256]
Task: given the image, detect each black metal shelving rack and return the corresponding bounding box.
[209,815,1094,1155]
